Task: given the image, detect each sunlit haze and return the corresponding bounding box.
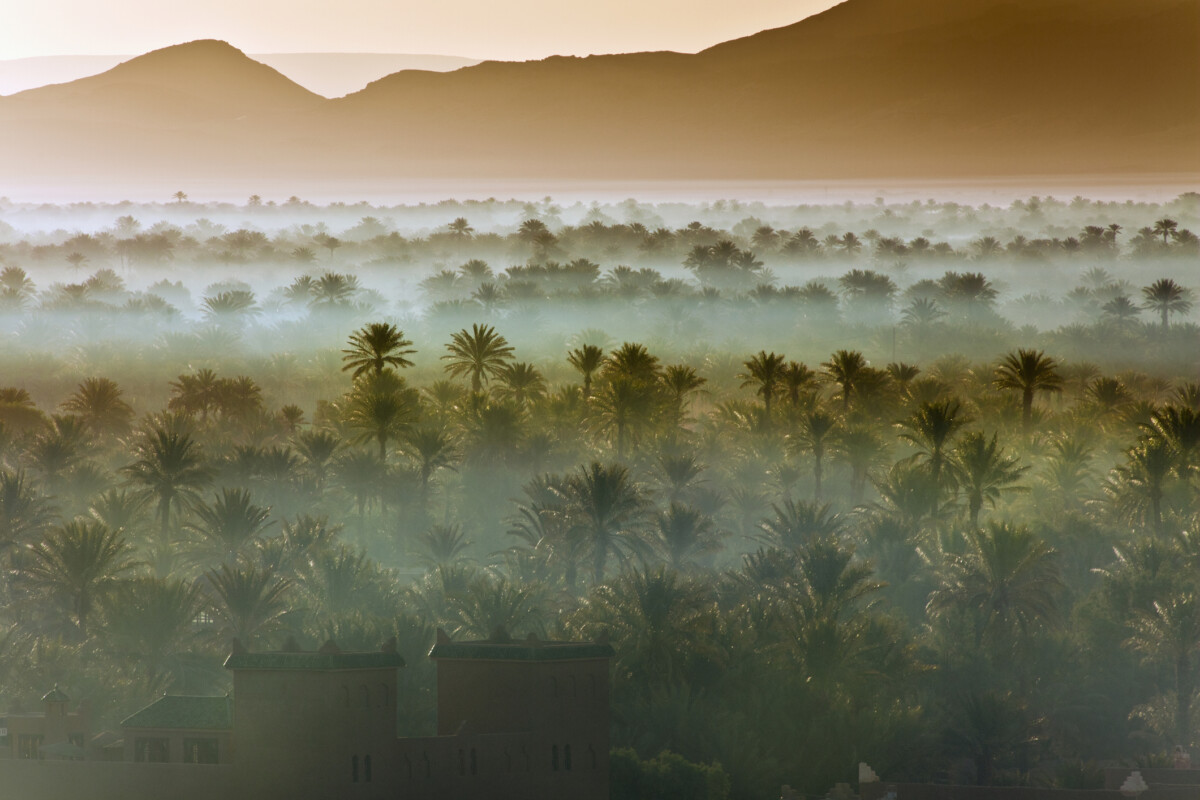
[0,0,842,60]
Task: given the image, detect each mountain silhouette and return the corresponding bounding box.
[1,0,1196,191]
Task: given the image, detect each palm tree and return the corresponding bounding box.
[341,322,416,378]
[24,520,136,637]
[293,430,342,487]
[0,470,57,554]
[1153,218,1179,246]
[928,521,1062,648]
[781,361,818,407]
[102,577,213,693]
[788,410,839,500]
[344,373,420,460]
[564,462,648,585]
[402,426,459,510]
[123,423,212,541]
[952,432,1028,529]
[651,503,723,572]
[568,566,718,692]
[757,499,843,550]
[899,399,970,493]
[1126,593,1200,748]
[204,564,292,647]
[661,365,706,421]
[1142,278,1193,331]
[1106,437,1178,537]
[993,349,1063,436]
[739,351,787,421]
[496,362,547,410]
[442,324,515,393]
[567,344,606,397]
[184,488,274,567]
[822,350,868,412]
[59,377,134,437]
[589,377,660,459]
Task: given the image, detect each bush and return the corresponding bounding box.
[611,748,731,800]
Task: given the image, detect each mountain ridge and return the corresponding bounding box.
[1,0,1196,190]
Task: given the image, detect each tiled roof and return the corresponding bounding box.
[42,686,69,703]
[121,695,232,731]
[223,651,406,671]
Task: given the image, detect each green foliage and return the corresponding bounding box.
[610,748,731,800]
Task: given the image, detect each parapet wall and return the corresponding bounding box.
[0,759,236,800]
[862,782,1200,800]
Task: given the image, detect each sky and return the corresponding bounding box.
[1,0,843,61]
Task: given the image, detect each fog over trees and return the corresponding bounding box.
[0,191,1197,798]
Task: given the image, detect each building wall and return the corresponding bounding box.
[122,727,233,764]
[231,666,398,800]
[4,707,88,759]
[0,759,236,800]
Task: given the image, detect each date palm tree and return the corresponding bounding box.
[24,520,136,638]
[788,410,839,501]
[496,362,547,410]
[59,377,134,437]
[899,399,970,495]
[993,349,1063,436]
[341,322,416,378]
[739,351,787,422]
[567,344,606,397]
[1142,278,1193,332]
[344,373,420,460]
[951,432,1028,529]
[102,576,212,693]
[203,564,292,647]
[822,350,868,412]
[442,323,515,393]
[184,488,274,567]
[1153,217,1179,246]
[1126,593,1200,749]
[651,502,723,572]
[123,422,212,541]
[928,521,1062,648]
[564,462,649,585]
[757,499,843,551]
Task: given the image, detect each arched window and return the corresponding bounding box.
[551,744,559,772]
[470,748,478,775]
[565,744,572,771]
[352,755,359,783]
[404,754,413,780]
[360,684,370,708]
[365,755,372,782]
[423,752,431,778]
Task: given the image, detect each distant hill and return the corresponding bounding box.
[1,0,1196,192]
[0,52,480,98]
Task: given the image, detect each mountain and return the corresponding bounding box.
[0,52,481,98]
[1,0,1196,193]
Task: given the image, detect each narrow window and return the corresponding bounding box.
[352,755,359,783]
[458,748,466,776]
[423,752,431,778]
[565,744,572,771]
[403,754,413,780]
[551,744,559,771]
[470,748,478,775]
[365,754,372,782]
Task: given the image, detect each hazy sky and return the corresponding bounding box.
[2,0,842,61]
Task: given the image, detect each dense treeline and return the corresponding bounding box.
[0,196,1197,799]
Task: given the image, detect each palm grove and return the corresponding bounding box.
[0,195,1198,799]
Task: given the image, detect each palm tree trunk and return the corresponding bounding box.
[1022,388,1034,436]
[813,451,823,501]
